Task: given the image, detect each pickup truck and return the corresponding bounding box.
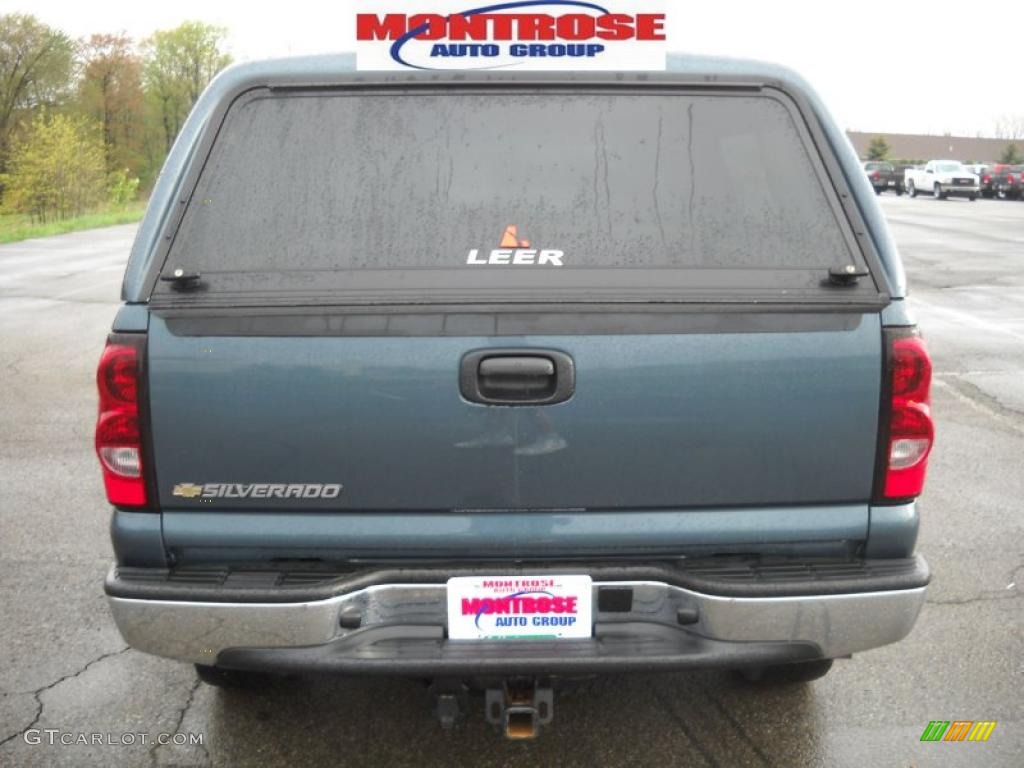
[862,160,904,195]
[97,55,933,738]
[905,159,979,200]
[991,164,1024,200]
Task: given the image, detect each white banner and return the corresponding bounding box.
[446,574,593,639]
[354,0,667,71]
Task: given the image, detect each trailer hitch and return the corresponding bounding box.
[485,679,554,739]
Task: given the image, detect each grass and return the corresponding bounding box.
[0,202,147,244]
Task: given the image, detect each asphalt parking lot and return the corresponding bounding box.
[0,194,1021,767]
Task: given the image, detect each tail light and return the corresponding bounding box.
[982,174,991,183]
[1008,174,1017,185]
[875,330,934,501]
[95,334,149,507]
[871,170,881,179]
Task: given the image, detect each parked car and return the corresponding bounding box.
[991,164,1024,200]
[974,165,997,198]
[905,160,979,200]
[862,160,905,194]
[97,56,932,738]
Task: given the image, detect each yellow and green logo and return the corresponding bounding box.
[920,721,997,742]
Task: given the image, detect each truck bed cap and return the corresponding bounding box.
[122,52,905,302]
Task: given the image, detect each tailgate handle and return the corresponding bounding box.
[479,356,554,379]
[460,350,575,406]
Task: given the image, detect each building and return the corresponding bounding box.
[846,131,1018,163]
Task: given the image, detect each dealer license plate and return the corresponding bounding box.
[446,574,593,640]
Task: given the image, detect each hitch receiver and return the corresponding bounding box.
[485,679,554,739]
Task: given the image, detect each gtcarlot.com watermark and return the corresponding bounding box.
[24,729,204,747]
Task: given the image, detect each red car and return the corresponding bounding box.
[992,164,1024,200]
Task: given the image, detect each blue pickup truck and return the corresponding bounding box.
[97,54,933,738]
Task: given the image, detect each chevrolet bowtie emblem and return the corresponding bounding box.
[172,483,204,499]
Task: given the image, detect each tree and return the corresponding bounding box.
[106,167,139,207]
[994,114,1024,141]
[866,136,890,161]
[77,34,144,175]
[0,14,75,174]
[1,111,106,221]
[999,143,1021,165]
[142,21,231,155]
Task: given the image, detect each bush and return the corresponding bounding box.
[107,168,140,207]
[867,136,890,161]
[1,112,106,222]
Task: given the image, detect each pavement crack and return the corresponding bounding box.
[1011,562,1024,588]
[934,377,1024,435]
[149,676,209,768]
[651,685,721,768]
[4,356,24,376]
[927,591,1020,607]
[699,685,773,767]
[884,215,1024,246]
[0,646,130,749]
[927,560,1023,606]
[0,295,115,306]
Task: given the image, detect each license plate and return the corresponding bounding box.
[446,574,593,640]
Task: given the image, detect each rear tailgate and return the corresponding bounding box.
[148,312,880,510]
[145,80,886,517]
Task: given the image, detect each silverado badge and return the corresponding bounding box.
[170,483,343,499]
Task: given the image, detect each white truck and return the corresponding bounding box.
[904,160,979,200]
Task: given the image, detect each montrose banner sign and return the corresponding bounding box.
[354,0,667,71]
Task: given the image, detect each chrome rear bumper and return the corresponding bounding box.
[107,567,927,672]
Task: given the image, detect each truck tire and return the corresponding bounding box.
[737,659,834,684]
[907,180,917,197]
[934,183,946,200]
[969,194,977,201]
[195,663,271,689]
[874,186,882,195]
[896,185,905,196]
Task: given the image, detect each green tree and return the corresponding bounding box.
[106,167,139,207]
[0,14,75,174]
[867,136,890,161]
[77,34,145,176]
[1,111,106,221]
[999,143,1021,164]
[142,21,231,155]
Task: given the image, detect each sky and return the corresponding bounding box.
[18,0,1024,138]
